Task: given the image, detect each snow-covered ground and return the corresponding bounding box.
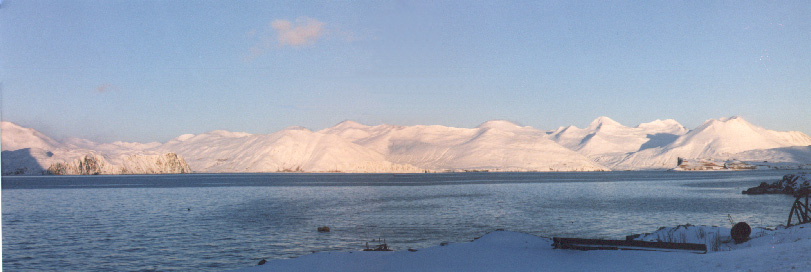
[229,224,811,272]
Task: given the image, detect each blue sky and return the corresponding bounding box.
[2,0,809,143]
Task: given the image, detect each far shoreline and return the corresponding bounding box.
[4,167,808,177]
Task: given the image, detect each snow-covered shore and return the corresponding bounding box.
[229,224,811,272]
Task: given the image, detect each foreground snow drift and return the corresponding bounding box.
[230,224,811,272]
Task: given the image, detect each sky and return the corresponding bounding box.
[1,0,809,143]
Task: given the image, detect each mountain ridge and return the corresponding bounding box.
[2,116,810,175]
[602,117,811,170]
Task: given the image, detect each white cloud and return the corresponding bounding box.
[245,17,328,60]
[271,17,325,47]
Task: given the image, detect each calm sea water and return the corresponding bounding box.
[1,171,800,271]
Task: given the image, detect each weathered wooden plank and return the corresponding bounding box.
[552,237,707,253]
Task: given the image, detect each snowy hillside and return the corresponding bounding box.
[320,120,609,172]
[153,119,607,173]
[156,127,422,173]
[1,121,60,151]
[1,121,191,175]
[3,116,811,174]
[549,117,687,154]
[607,117,811,170]
[548,117,688,167]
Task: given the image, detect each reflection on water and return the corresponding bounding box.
[2,171,798,271]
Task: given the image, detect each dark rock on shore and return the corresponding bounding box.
[742,173,810,195]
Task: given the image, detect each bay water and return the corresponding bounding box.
[1,171,799,271]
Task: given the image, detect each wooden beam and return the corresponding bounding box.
[552,237,707,253]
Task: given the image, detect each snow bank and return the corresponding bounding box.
[229,224,811,272]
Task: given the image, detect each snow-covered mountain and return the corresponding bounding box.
[1,121,60,151]
[605,117,811,170]
[1,121,191,175]
[547,117,688,168]
[156,126,421,173]
[734,146,811,164]
[151,119,609,173]
[319,120,609,172]
[548,116,687,156]
[3,116,810,174]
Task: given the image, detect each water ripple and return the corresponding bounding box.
[2,171,796,271]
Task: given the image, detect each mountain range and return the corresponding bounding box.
[2,116,810,175]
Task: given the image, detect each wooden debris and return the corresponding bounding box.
[552,237,707,254]
[364,238,392,251]
[787,189,811,227]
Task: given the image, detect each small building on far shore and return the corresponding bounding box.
[674,157,755,171]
